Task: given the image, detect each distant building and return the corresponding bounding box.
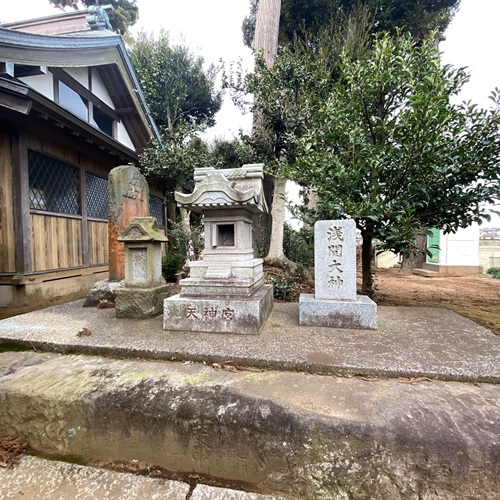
[423,225,482,275]
[0,8,164,308]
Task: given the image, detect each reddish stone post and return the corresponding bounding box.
[108,165,149,282]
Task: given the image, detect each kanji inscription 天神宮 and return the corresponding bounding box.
[186,306,235,321]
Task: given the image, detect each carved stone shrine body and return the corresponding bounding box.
[115,217,170,319]
[163,164,273,334]
[299,220,377,329]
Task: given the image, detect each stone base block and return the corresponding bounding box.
[299,293,377,330]
[163,285,273,335]
[179,276,264,298]
[115,285,171,319]
[83,279,123,307]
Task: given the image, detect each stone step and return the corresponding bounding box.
[0,455,284,499]
[412,268,441,277]
[1,351,499,499]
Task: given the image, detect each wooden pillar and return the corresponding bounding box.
[11,125,32,274]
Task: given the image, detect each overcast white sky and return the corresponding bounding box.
[2,0,499,222]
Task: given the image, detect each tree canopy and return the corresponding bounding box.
[243,0,461,47]
[279,32,500,293]
[129,30,222,134]
[48,0,138,33]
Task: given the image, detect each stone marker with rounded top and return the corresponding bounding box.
[108,165,149,282]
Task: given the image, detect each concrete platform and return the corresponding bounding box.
[0,301,499,383]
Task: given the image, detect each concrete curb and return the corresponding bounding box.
[1,352,499,499]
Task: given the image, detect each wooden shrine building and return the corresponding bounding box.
[0,8,163,309]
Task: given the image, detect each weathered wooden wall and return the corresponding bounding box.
[88,220,108,266]
[27,126,110,272]
[30,214,83,271]
[0,131,16,273]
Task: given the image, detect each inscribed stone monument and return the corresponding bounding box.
[163,164,273,335]
[108,165,149,282]
[83,165,149,306]
[299,219,377,329]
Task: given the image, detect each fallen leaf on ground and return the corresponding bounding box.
[76,327,92,337]
[210,361,262,373]
[354,374,382,382]
[97,300,115,309]
[0,435,26,468]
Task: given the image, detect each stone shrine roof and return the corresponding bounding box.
[117,217,167,243]
[175,164,268,214]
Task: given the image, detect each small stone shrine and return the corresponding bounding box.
[115,217,169,319]
[299,219,377,329]
[163,164,273,335]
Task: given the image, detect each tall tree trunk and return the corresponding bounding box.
[360,226,374,297]
[265,177,293,266]
[254,0,282,67]
[401,233,427,271]
[253,0,288,266]
[303,188,319,231]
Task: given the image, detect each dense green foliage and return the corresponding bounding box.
[48,0,138,33]
[487,268,500,279]
[161,221,203,281]
[283,224,314,268]
[243,0,461,47]
[266,266,298,301]
[162,251,184,282]
[129,31,222,132]
[130,31,224,202]
[284,32,500,292]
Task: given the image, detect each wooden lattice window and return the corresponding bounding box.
[86,172,108,220]
[28,150,80,215]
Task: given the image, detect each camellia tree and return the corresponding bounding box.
[240,0,462,267]
[282,31,500,295]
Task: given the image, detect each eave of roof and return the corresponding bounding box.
[0,76,139,163]
[0,27,161,149]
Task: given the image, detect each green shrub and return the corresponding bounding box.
[162,250,183,282]
[266,265,298,302]
[283,224,314,268]
[487,267,500,279]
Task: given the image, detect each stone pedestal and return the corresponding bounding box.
[164,285,273,335]
[299,219,377,330]
[299,293,377,329]
[116,285,170,319]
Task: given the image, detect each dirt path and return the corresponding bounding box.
[375,268,500,336]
